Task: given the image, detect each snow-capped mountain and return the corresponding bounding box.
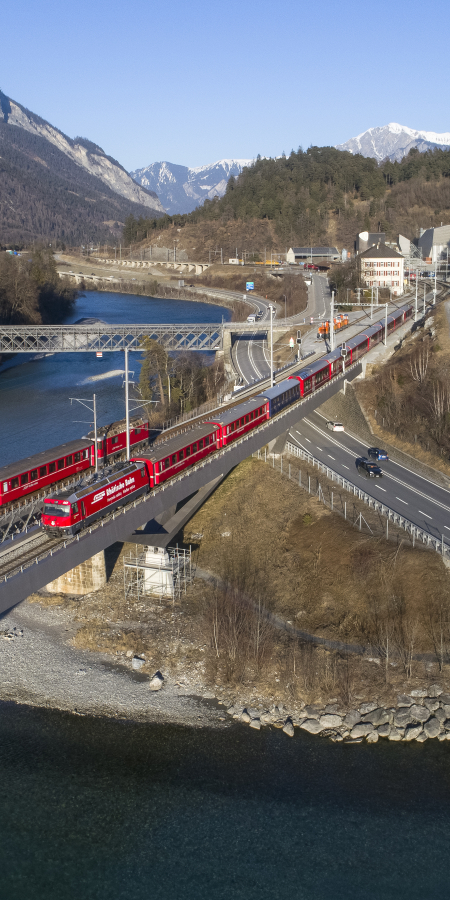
[336,123,450,162]
[0,92,165,213]
[130,159,253,215]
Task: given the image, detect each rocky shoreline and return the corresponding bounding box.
[216,686,450,743]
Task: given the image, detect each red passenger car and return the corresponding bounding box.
[0,440,93,508]
[41,463,149,535]
[288,358,332,397]
[84,416,150,465]
[204,398,269,448]
[132,424,219,489]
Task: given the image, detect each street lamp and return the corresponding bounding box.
[283,294,287,320]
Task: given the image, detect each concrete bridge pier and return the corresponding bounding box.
[45,550,107,595]
[267,430,289,457]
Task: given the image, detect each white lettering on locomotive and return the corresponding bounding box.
[93,491,106,503]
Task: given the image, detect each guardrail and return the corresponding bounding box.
[282,440,449,559]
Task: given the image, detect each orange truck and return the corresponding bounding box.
[317,314,348,338]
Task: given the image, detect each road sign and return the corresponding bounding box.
[246,281,254,291]
[96,352,103,358]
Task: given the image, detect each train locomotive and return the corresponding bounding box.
[38,302,414,536]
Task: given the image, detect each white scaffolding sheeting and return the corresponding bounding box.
[123,545,192,602]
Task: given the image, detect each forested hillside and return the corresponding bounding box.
[0,120,165,248]
[123,146,450,255]
[0,249,76,325]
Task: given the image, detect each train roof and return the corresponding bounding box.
[204,397,266,427]
[255,378,298,401]
[45,463,144,503]
[0,438,93,482]
[132,423,216,463]
[290,357,331,380]
[84,414,147,440]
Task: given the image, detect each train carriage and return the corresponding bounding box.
[131,424,219,489]
[288,357,332,397]
[0,439,93,508]
[205,398,269,449]
[84,416,150,465]
[255,379,301,418]
[41,463,149,536]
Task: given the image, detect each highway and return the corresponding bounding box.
[288,409,450,544]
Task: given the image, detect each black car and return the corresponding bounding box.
[368,447,389,461]
[356,457,383,478]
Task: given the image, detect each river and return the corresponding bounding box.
[0,290,231,467]
[0,702,449,899]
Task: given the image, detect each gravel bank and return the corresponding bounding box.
[0,599,225,728]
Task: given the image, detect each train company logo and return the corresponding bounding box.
[93,491,106,503]
[106,477,135,498]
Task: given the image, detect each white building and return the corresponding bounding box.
[286,246,339,264]
[418,225,450,265]
[359,243,404,297]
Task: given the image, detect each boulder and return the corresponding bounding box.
[283,721,295,737]
[131,656,145,670]
[397,694,413,707]
[404,724,423,741]
[424,698,440,712]
[439,693,450,705]
[366,731,379,743]
[377,724,391,738]
[428,684,443,698]
[416,732,428,742]
[350,722,373,739]
[424,717,441,739]
[388,728,403,741]
[435,708,446,722]
[410,705,430,723]
[249,718,261,730]
[438,733,447,741]
[359,702,378,715]
[241,711,251,724]
[227,706,236,716]
[363,708,389,727]
[149,671,164,691]
[300,718,324,734]
[444,719,450,731]
[319,714,343,729]
[411,689,427,698]
[343,710,361,728]
[303,705,321,719]
[442,704,450,718]
[394,710,413,728]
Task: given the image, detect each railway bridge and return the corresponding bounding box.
[0,361,363,613]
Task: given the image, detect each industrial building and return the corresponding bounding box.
[286,247,340,264]
[418,225,450,264]
[359,243,404,297]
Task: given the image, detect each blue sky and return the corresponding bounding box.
[2,0,449,171]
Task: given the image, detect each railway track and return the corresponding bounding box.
[0,531,63,581]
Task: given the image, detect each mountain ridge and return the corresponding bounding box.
[130,158,253,214]
[337,122,450,162]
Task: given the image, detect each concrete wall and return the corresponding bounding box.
[45,551,107,596]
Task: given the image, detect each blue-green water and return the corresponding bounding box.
[0,702,449,899]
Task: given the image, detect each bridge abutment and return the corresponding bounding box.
[45,550,107,595]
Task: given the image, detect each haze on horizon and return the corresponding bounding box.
[2,0,449,172]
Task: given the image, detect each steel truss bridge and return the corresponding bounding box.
[0,322,272,354]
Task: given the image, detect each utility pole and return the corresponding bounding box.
[423,283,426,317]
[70,394,98,473]
[384,304,388,345]
[330,291,335,351]
[283,294,287,320]
[414,275,418,321]
[371,286,373,320]
[125,349,130,461]
[270,305,274,387]
[434,269,437,305]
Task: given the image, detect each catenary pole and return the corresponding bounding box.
[125,348,130,461]
[93,393,98,474]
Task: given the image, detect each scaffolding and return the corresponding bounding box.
[123,544,192,603]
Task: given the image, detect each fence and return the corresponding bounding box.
[254,442,449,561]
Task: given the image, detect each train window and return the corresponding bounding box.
[186,446,191,457]
[210,434,214,443]
[74,453,81,463]
[192,443,197,453]
[171,455,176,465]
[66,456,73,466]
[73,503,79,515]
[112,436,118,445]
[30,470,38,480]
[39,466,47,477]
[178,450,184,461]
[2,482,7,493]
[49,462,56,473]
[21,473,29,485]
[83,450,89,459]
[164,459,169,469]
[11,478,19,489]
[198,440,203,450]
[141,468,146,479]
[57,459,64,470]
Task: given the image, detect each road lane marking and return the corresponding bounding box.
[342,465,349,469]
[445,526,450,531]
[316,446,323,451]
[396,497,408,504]
[419,510,432,519]
[328,455,335,460]
[375,485,386,491]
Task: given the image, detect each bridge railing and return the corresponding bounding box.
[282,440,448,560]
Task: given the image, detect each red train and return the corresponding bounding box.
[37,301,416,537]
[0,416,149,508]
